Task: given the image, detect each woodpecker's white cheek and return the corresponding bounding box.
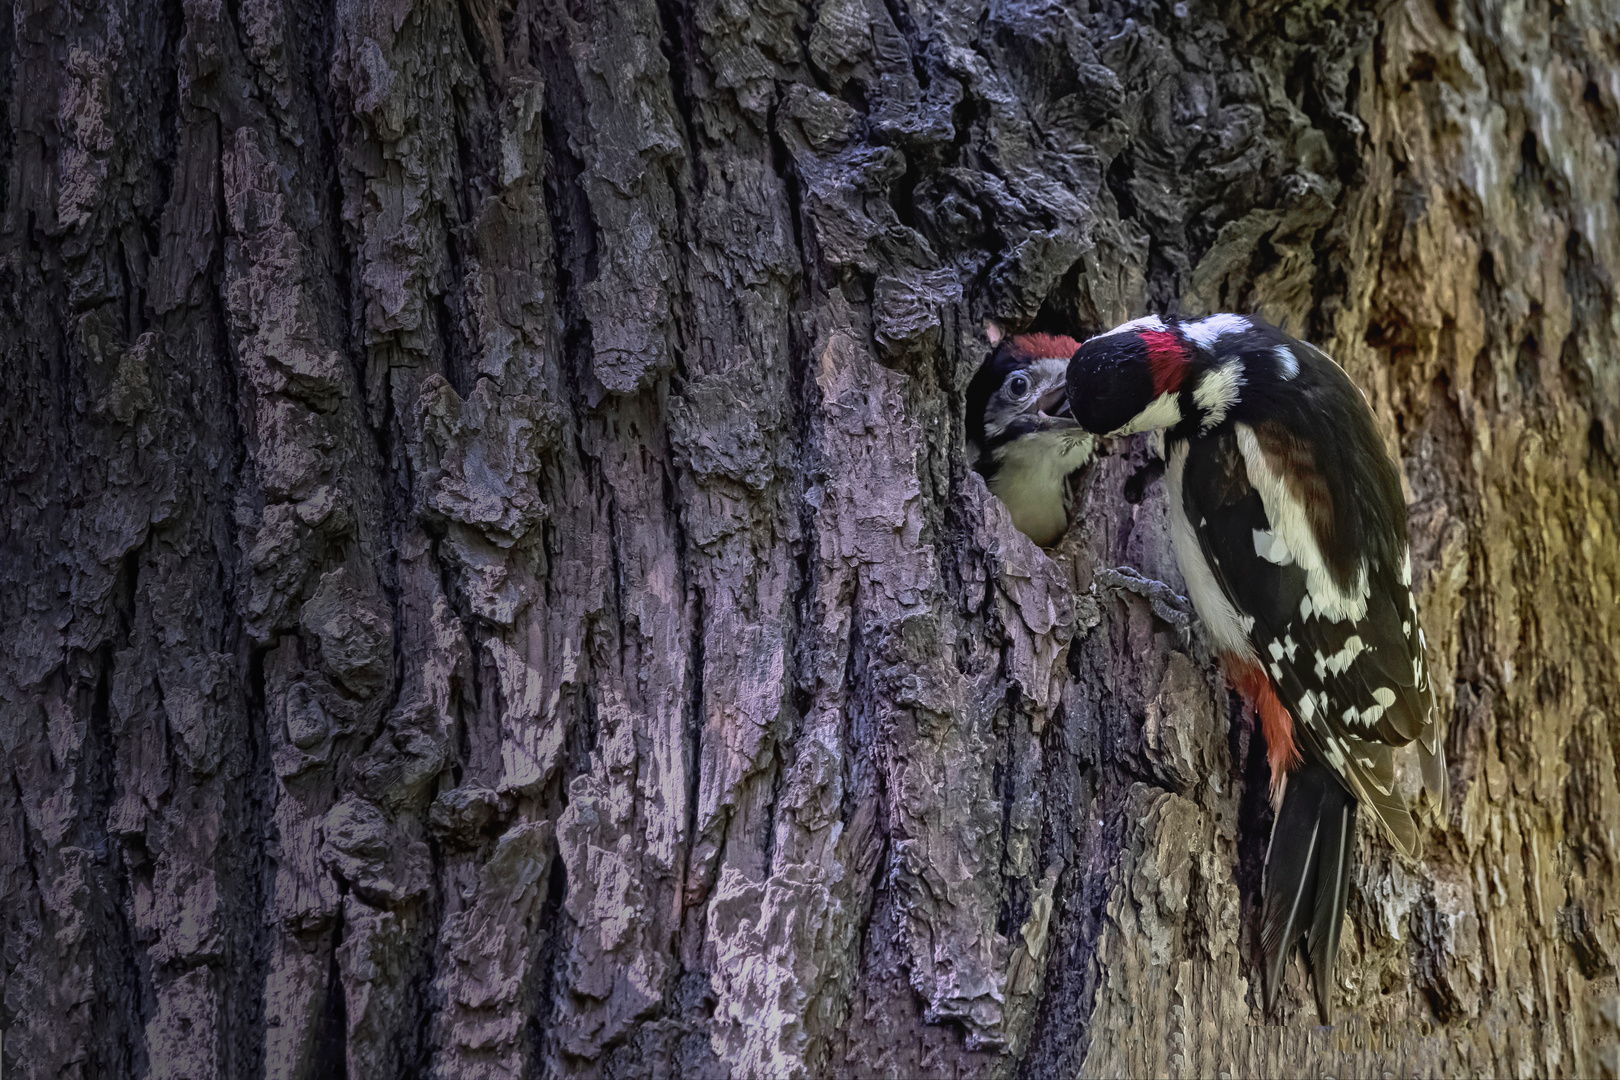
[1110,391,1182,436]
[1181,313,1251,349]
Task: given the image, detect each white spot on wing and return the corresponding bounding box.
[1323,740,1347,770]
[1373,687,1396,707]
[1274,344,1299,379]
[1181,313,1250,349]
[1252,528,1294,566]
[1321,636,1366,676]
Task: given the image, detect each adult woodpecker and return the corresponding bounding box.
[966,331,1094,546]
[1065,313,1448,1022]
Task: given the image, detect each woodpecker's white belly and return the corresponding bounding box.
[1165,439,1256,657]
[989,429,1094,545]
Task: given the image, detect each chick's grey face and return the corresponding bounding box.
[983,356,1071,441]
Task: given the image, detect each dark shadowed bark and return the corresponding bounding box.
[2,0,1617,1076]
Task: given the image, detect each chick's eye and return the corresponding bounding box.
[1007,374,1030,397]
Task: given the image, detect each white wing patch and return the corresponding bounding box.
[1322,739,1348,772]
[1273,344,1299,380]
[1252,528,1294,566]
[1313,636,1365,679]
[1194,360,1245,432]
[1181,313,1251,349]
[1167,440,1256,658]
[1235,423,1369,623]
[1267,635,1299,662]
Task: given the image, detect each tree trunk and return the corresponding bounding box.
[2,0,1617,1076]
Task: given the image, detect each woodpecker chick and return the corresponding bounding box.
[1066,313,1448,1023]
[967,333,1094,545]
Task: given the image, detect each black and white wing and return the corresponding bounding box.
[1179,425,1446,857]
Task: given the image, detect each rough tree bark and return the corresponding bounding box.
[2,0,1617,1076]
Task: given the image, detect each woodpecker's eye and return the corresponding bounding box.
[1006,373,1031,398]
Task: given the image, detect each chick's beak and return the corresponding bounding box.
[1036,383,1071,419]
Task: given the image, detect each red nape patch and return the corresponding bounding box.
[1140,329,1189,396]
[1224,655,1302,785]
[1009,332,1082,361]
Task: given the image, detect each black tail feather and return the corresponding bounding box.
[1260,760,1357,1023]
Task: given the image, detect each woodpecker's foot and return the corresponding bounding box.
[1094,566,1191,632]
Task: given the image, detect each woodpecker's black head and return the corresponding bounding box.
[1065,316,1191,436]
[966,333,1079,457]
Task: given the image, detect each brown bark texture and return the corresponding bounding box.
[1,0,1617,1076]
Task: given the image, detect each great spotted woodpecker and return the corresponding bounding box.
[1066,313,1448,1022]
[966,332,1094,545]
